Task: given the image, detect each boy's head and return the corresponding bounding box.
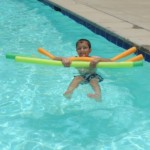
[76,39,91,48]
[76,39,91,57]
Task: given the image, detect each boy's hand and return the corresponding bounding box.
[62,58,71,67]
[90,58,100,68]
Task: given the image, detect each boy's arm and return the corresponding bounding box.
[90,56,113,68]
[97,57,113,62]
[54,57,63,61]
[92,56,113,62]
[54,57,71,67]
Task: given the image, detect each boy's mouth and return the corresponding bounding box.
[79,53,87,57]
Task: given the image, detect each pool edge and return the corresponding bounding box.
[38,0,150,62]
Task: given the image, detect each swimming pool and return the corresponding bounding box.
[1,0,150,149]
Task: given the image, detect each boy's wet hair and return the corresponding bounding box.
[76,39,91,48]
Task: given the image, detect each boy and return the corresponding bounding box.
[54,39,112,101]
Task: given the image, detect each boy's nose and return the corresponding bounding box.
[81,47,85,51]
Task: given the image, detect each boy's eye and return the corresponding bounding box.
[77,46,88,50]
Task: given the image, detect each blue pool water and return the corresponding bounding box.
[1,0,150,149]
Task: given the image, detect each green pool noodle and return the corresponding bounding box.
[15,56,143,68]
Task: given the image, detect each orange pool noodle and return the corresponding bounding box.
[125,54,144,62]
[111,47,137,61]
[38,48,94,61]
[38,46,141,62]
[69,57,93,61]
[38,48,56,59]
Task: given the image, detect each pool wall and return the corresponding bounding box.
[38,0,150,62]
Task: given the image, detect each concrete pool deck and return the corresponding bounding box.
[42,0,150,60]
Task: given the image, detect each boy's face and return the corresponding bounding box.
[76,41,91,57]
